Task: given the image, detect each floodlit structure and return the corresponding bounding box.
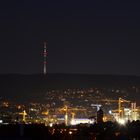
[70,118,94,125]
[108,98,140,124]
[101,98,131,122]
[59,105,86,126]
[19,110,27,122]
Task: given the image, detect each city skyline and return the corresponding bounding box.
[0,1,140,76]
[0,1,140,139]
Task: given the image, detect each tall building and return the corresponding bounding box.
[97,108,104,123]
[43,42,47,75]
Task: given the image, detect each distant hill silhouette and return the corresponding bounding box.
[0,74,140,102]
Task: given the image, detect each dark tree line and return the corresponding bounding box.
[0,121,140,140]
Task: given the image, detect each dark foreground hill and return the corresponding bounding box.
[0,74,140,102]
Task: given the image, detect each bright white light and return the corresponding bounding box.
[69,131,72,135]
[49,123,53,127]
[118,119,126,125]
[71,119,76,125]
[109,110,112,114]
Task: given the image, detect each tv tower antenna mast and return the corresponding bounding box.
[43,42,47,75]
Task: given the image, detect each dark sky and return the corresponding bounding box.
[0,0,140,75]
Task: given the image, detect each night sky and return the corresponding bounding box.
[0,0,140,75]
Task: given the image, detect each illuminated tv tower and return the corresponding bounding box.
[43,42,47,75]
